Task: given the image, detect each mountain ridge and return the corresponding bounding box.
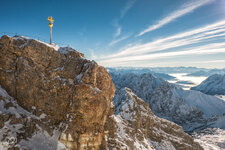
[110,71,225,131]
[191,74,225,95]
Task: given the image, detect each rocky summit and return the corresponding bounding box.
[0,35,116,150]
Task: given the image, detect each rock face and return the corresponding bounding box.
[104,88,203,150]
[191,74,225,95]
[0,35,116,150]
[110,73,165,101]
[0,85,65,150]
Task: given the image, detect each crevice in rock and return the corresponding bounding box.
[14,57,19,101]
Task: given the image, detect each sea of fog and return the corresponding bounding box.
[168,73,207,90]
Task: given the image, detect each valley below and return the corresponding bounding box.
[167,73,207,90]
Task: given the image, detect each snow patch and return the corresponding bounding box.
[193,128,225,150]
[34,39,60,51]
[58,47,76,54]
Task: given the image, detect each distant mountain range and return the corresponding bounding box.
[107,67,225,77]
[107,66,205,74]
[107,67,176,80]
[148,67,207,74]
[187,69,225,77]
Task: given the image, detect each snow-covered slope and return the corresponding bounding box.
[192,128,225,150]
[149,83,225,131]
[191,74,225,95]
[148,83,206,131]
[0,85,68,150]
[175,88,225,117]
[105,88,203,150]
[12,35,82,56]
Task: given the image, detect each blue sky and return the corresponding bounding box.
[1,0,225,68]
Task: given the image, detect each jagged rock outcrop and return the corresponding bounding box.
[104,88,203,150]
[0,35,116,150]
[110,73,165,101]
[191,74,225,95]
[111,72,225,132]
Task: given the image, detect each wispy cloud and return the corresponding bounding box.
[114,26,122,37]
[100,42,225,64]
[87,48,97,60]
[109,34,131,46]
[138,0,214,36]
[97,19,225,67]
[121,0,136,18]
[191,59,225,64]
[205,60,225,63]
[112,0,136,38]
[105,20,225,58]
